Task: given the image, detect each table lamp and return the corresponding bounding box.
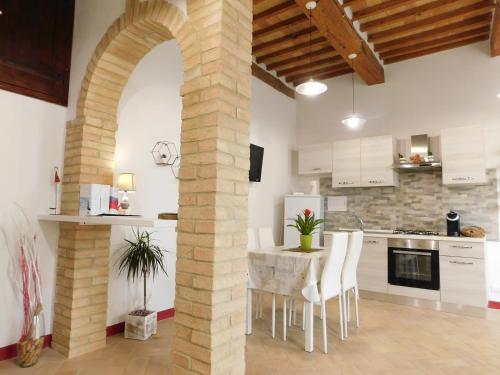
[118,173,136,213]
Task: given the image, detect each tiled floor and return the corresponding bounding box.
[2,298,500,374]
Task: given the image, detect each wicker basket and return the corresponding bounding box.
[17,338,43,368]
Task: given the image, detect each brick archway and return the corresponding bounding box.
[55,0,252,373]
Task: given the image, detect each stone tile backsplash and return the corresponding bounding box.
[320,169,499,240]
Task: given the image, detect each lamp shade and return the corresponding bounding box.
[295,79,327,96]
[118,173,136,192]
[341,114,366,129]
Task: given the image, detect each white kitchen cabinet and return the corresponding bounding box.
[361,135,399,187]
[332,139,361,187]
[358,236,388,293]
[440,256,487,307]
[441,126,486,185]
[298,143,332,175]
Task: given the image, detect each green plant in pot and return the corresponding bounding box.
[117,229,168,340]
[288,209,324,251]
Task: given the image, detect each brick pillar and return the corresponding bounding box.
[52,120,116,357]
[172,0,252,374]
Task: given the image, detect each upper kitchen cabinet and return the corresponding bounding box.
[332,139,361,187]
[441,126,486,185]
[298,143,332,175]
[361,135,399,187]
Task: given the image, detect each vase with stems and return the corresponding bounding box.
[287,209,324,251]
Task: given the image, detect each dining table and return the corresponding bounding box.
[246,245,328,352]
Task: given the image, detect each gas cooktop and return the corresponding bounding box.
[393,229,440,236]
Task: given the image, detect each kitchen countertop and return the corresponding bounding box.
[324,229,486,243]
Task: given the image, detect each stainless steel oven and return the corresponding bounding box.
[388,238,440,291]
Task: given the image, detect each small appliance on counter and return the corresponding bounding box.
[446,211,460,237]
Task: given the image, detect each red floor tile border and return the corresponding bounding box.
[0,307,175,362]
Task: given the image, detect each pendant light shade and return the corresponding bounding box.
[295,1,327,97]
[342,62,365,129]
[341,114,366,129]
[296,79,328,96]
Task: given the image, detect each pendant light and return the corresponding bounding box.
[342,54,365,129]
[295,1,327,96]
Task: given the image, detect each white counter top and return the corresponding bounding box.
[324,229,486,243]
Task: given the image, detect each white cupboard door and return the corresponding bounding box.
[361,135,398,187]
[332,139,361,188]
[441,126,486,185]
[358,237,388,293]
[440,256,487,307]
[298,143,333,175]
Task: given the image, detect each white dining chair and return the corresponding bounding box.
[300,232,349,353]
[341,231,364,338]
[258,227,275,248]
[257,227,289,340]
[247,228,258,251]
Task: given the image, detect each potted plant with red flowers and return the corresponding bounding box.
[288,209,324,251]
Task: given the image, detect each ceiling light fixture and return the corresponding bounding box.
[295,1,327,97]
[497,93,500,99]
[342,54,366,129]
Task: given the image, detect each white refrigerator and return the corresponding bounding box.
[283,194,323,248]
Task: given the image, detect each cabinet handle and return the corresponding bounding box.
[451,176,475,181]
[312,168,321,171]
[368,180,384,184]
[339,181,354,185]
[450,245,473,249]
[364,240,379,245]
[449,260,474,265]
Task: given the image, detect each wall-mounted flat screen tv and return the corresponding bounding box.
[249,144,264,182]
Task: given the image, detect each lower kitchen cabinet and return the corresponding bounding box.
[358,236,388,293]
[440,255,487,307]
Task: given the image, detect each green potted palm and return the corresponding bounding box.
[117,229,168,340]
[288,209,324,251]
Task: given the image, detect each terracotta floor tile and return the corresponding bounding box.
[2,299,500,374]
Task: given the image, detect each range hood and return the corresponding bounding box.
[394,134,442,172]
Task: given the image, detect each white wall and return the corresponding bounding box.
[249,79,296,245]
[0,90,66,347]
[297,41,500,144]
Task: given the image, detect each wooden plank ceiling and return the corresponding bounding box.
[253,0,496,87]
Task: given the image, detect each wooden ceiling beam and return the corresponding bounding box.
[369,1,494,44]
[253,27,315,53]
[293,67,354,85]
[491,4,500,56]
[375,14,492,53]
[255,37,325,63]
[253,14,308,38]
[380,27,491,60]
[294,0,384,85]
[251,63,295,99]
[253,0,298,21]
[361,0,461,33]
[266,46,334,70]
[341,0,365,9]
[286,63,351,82]
[353,0,417,22]
[385,34,489,63]
[276,55,344,76]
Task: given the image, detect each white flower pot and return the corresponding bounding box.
[124,310,157,340]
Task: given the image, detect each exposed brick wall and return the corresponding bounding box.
[55,0,251,372]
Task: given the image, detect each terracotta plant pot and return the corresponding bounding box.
[300,234,313,251]
[17,338,43,368]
